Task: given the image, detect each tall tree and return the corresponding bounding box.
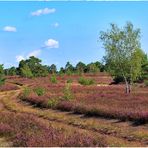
[0,64,5,86]
[65,62,74,75]
[100,22,144,93]
[49,64,57,74]
[76,62,86,74]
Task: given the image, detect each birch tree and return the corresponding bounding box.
[100,22,144,93]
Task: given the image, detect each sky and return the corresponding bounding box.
[0,1,148,69]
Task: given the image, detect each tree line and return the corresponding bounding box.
[3,56,106,78]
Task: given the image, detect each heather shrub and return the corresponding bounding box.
[0,123,13,136]
[33,87,45,96]
[64,132,105,147]
[63,84,73,101]
[78,77,94,85]
[50,74,57,84]
[56,101,74,111]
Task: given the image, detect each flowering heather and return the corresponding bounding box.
[0,83,18,91]
[12,73,148,123]
[0,112,105,147]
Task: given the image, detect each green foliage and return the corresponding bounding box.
[0,65,5,86]
[5,67,17,76]
[66,69,73,76]
[59,67,65,75]
[20,64,33,78]
[100,22,144,93]
[65,62,74,75]
[49,64,57,74]
[67,78,73,83]
[23,87,32,98]
[18,56,49,78]
[144,80,148,87]
[33,87,45,96]
[63,84,73,101]
[78,77,94,85]
[113,76,125,84]
[50,74,57,84]
[76,62,86,74]
[140,54,148,81]
[86,63,99,73]
[0,78,5,86]
[47,99,58,108]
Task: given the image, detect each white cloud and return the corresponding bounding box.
[16,50,41,63]
[45,39,59,48]
[31,8,56,16]
[3,26,17,32]
[27,49,41,58]
[16,55,25,62]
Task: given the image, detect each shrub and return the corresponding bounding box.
[67,78,73,83]
[113,76,124,84]
[50,74,57,84]
[63,84,73,101]
[78,77,94,85]
[22,87,32,99]
[0,77,5,86]
[47,98,58,108]
[33,87,45,96]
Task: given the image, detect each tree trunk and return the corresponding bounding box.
[124,76,130,94]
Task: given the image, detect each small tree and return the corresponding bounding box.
[49,64,57,74]
[0,64,5,86]
[20,64,33,78]
[65,62,74,75]
[76,62,86,75]
[100,22,144,93]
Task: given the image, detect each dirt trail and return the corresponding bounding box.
[0,85,148,147]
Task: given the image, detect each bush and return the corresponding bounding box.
[67,78,73,83]
[144,80,148,86]
[0,77,5,86]
[113,76,124,84]
[22,87,32,99]
[78,77,94,85]
[47,99,58,108]
[33,87,45,96]
[63,84,73,101]
[50,74,57,84]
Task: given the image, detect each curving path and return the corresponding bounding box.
[0,84,148,147]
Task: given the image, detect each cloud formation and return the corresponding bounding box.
[44,39,59,48]
[31,8,56,16]
[16,50,41,63]
[16,55,25,62]
[3,26,17,32]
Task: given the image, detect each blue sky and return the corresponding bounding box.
[0,1,148,69]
